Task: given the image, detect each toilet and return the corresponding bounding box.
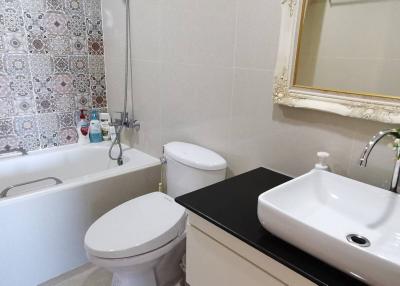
[84,142,227,286]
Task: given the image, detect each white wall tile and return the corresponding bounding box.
[235,0,280,69]
[160,63,232,155]
[160,0,236,67]
[104,0,397,189]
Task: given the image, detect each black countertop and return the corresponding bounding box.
[175,167,367,286]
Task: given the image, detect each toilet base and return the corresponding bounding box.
[112,269,157,286]
[87,233,186,286]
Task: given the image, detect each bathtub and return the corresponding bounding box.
[0,142,160,286]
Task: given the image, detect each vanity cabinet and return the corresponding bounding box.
[186,211,316,286]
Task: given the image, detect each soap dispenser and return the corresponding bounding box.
[314,152,331,172]
[89,109,103,143]
[77,109,89,145]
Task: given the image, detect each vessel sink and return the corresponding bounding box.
[258,170,400,286]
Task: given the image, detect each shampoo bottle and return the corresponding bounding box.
[99,113,111,141]
[89,110,103,143]
[77,109,90,144]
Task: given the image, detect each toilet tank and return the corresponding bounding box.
[164,142,227,198]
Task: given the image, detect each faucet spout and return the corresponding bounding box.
[360,128,400,194]
[359,129,399,167]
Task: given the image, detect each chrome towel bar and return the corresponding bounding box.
[0,177,63,198]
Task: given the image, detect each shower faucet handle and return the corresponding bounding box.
[110,111,126,126]
[111,111,140,130]
[127,119,141,130]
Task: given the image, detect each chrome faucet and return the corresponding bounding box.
[0,145,28,156]
[360,128,400,193]
[111,111,140,130]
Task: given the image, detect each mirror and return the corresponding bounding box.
[294,0,400,99]
[274,0,400,123]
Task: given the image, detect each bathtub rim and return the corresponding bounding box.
[0,141,130,162]
[0,144,161,206]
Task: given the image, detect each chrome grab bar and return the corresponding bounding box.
[0,146,28,156]
[0,177,63,198]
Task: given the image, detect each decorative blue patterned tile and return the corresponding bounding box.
[73,73,90,94]
[84,0,102,19]
[69,55,88,74]
[48,35,71,55]
[90,73,106,108]
[10,74,33,97]
[86,17,102,37]
[65,0,84,15]
[32,75,53,95]
[54,56,69,73]
[35,93,57,113]
[4,32,27,54]
[59,127,77,145]
[67,13,86,37]
[0,118,14,136]
[27,33,50,54]
[0,33,5,52]
[87,36,103,55]
[29,54,53,76]
[45,12,68,36]
[1,0,106,150]
[58,112,74,128]
[13,96,36,115]
[13,115,37,136]
[5,54,30,75]
[21,0,46,13]
[40,131,58,148]
[0,54,5,74]
[2,8,24,33]
[74,93,89,109]
[0,0,22,11]
[0,135,19,149]
[70,35,87,54]
[88,55,104,74]
[37,112,59,132]
[0,97,14,118]
[23,12,46,35]
[91,92,106,109]
[53,74,73,94]
[56,93,75,112]
[90,73,105,96]
[0,74,11,97]
[19,133,40,150]
[46,0,64,12]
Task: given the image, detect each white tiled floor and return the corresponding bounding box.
[39,264,113,286]
[40,263,186,286]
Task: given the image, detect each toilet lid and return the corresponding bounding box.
[84,192,186,259]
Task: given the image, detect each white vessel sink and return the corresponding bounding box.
[258,170,400,286]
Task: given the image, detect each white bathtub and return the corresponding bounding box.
[0,142,160,286]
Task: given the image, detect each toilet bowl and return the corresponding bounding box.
[85,142,227,286]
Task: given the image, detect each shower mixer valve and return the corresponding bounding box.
[111,111,141,130]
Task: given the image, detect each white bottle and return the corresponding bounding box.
[314,151,331,172]
[77,110,90,145]
[99,113,111,141]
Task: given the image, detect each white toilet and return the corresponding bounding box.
[84,142,227,286]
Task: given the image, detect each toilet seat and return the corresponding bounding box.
[86,232,186,269]
[85,192,186,259]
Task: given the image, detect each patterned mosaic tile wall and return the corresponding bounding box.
[0,0,107,151]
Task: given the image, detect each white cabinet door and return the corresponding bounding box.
[186,225,287,286]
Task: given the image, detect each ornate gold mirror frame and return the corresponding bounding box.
[273,0,400,124]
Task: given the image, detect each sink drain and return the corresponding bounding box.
[346,234,371,247]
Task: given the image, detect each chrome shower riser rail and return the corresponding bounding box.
[0,177,63,198]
